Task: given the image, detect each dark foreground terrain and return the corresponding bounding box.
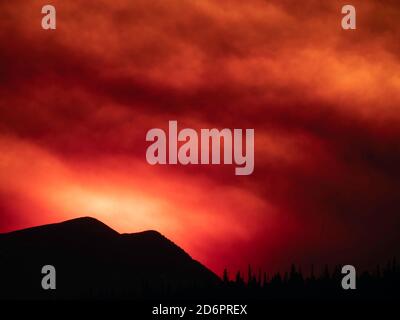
[0,217,399,300]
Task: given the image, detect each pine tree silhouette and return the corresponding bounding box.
[223,268,229,283]
[216,258,400,300]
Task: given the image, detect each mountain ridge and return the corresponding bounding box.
[0,216,220,299]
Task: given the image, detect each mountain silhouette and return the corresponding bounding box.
[0,217,220,299]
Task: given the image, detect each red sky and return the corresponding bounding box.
[1,0,400,276]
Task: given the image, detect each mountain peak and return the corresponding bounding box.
[1,216,119,239]
[66,216,102,224]
[0,217,220,299]
[59,216,117,233]
[47,216,120,237]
